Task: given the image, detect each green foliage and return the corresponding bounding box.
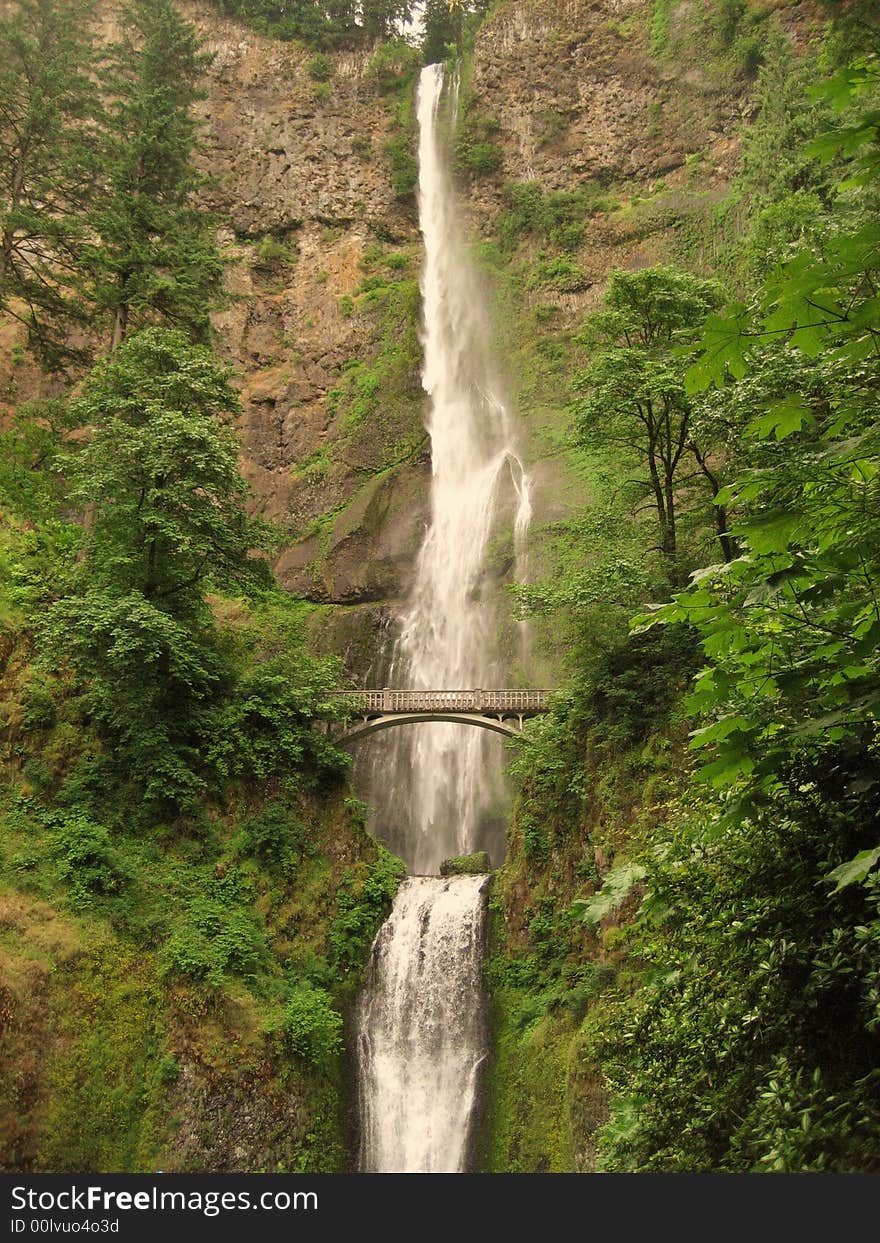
[422,0,491,62]
[204,648,351,789]
[574,266,726,581]
[0,0,99,368]
[266,984,343,1065]
[589,52,880,1175]
[649,0,672,56]
[366,39,421,94]
[46,814,129,908]
[255,233,298,269]
[161,869,270,988]
[0,0,226,363]
[7,807,129,911]
[308,53,332,82]
[233,801,312,871]
[328,847,405,975]
[63,329,270,602]
[85,0,225,347]
[440,851,491,876]
[385,134,418,199]
[722,32,835,281]
[36,329,277,813]
[712,0,746,49]
[574,862,645,926]
[590,768,880,1171]
[496,181,613,254]
[527,256,586,292]
[455,102,503,180]
[653,58,880,817]
[208,0,413,48]
[588,625,702,743]
[329,272,421,434]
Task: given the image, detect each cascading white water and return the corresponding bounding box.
[356,63,531,1174]
[375,61,532,877]
[356,876,489,1173]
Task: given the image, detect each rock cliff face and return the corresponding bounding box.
[185,3,428,637]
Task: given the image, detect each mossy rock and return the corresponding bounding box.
[440,851,491,877]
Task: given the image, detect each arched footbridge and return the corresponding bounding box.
[327,689,552,743]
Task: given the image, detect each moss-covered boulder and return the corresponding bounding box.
[440,852,492,877]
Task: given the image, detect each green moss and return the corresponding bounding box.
[0,723,402,1171]
[41,942,168,1172]
[440,851,491,876]
[455,99,503,179]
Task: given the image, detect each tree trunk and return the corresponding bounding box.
[663,467,683,586]
[689,441,737,563]
[111,301,128,350]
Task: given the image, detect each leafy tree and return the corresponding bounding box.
[361,0,413,39]
[85,0,224,348]
[589,761,880,1172]
[422,0,489,62]
[0,0,99,367]
[589,52,880,1173]
[266,984,343,1065]
[209,0,412,47]
[40,328,271,810]
[64,328,270,603]
[573,267,727,583]
[669,54,880,812]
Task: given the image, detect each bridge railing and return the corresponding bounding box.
[331,689,552,715]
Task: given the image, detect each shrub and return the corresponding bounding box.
[308,53,332,82]
[234,801,311,871]
[713,0,746,47]
[46,814,128,908]
[20,674,57,730]
[161,884,269,988]
[456,105,503,180]
[527,256,588,292]
[328,848,405,972]
[256,235,297,268]
[156,1055,181,1085]
[267,984,343,1064]
[589,624,700,743]
[366,40,421,94]
[385,134,418,198]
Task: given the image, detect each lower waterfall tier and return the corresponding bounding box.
[356,875,490,1173]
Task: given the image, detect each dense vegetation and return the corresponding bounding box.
[492,2,880,1173]
[0,0,403,1172]
[207,0,491,57]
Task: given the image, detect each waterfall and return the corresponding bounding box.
[355,63,531,1174]
[356,876,489,1173]
[372,60,532,877]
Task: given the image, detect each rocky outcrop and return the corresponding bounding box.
[181,2,427,619]
[469,0,821,199]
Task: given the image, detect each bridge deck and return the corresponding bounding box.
[332,689,551,716]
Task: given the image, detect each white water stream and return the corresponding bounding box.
[356,875,489,1173]
[356,63,532,1173]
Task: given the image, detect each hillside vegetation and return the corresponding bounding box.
[480,0,880,1173]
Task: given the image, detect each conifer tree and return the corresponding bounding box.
[86,0,224,348]
[0,0,99,367]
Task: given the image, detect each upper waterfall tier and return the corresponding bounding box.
[366,61,532,876]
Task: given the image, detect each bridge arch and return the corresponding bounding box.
[337,711,525,744]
